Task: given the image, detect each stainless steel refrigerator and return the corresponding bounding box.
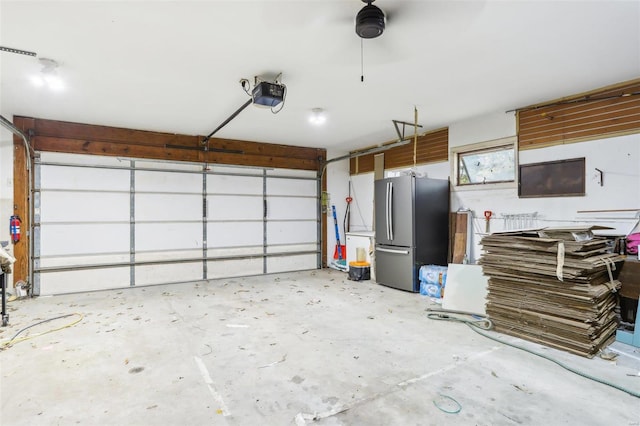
[375,175,449,292]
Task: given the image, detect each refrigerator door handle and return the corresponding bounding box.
[377,247,409,255]
[388,182,394,241]
[386,182,391,241]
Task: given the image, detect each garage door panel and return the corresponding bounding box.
[40,166,129,191]
[207,246,263,257]
[267,169,316,179]
[40,191,129,222]
[135,263,202,286]
[135,161,202,172]
[135,249,202,262]
[136,223,202,251]
[40,152,125,167]
[267,243,317,254]
[208,175,262,195]
[207,222,263,248]
[267,254,316,273]
[136,193,202,221]
[209,165,263,176]
[267,197,316,220]
[136,170,201,192]
[39,267,130,295]
[39,253,130,268]
[207,258,263,279]
[40,223,129,256]
[267,178,316,196]
[208,195,263,221]
[267,221,316,245]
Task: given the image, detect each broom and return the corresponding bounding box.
[329,205,348,272]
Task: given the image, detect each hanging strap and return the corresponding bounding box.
[602,257,618,293]
[556,241,565,281]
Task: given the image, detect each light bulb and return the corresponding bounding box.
[30,75,45,87]
[44,74,64,91]
[31,57,64,91]
[309,108,327,125]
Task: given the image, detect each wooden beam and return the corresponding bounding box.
[33,136,320,170]
[321,164,327,268]
[30,117,323,161]
[12,117,35,287]
[34,118,197,147]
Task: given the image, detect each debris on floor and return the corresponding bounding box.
[259,354,287,368]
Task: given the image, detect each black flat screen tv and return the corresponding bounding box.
[518,157,585,198]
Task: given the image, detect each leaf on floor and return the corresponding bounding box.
[512,384,532,394]
[598,351,618,361]
[259,354,287,368]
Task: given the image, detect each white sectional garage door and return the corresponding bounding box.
[33,152,320,295]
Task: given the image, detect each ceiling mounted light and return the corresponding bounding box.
[309,108,327,126]
[31,57,64,91]
[39,57,58,73]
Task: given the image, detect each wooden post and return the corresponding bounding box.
[320,153,328,268]
[12,117,34,287]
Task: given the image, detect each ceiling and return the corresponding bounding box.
[1,1,639,153]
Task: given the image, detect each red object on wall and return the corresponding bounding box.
[10,215,21,243]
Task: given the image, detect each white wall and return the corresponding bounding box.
[325,149,351,260]
[0,129,15,286]
[345,111,640,265]
[449,111,517,148]
[454,133,640,262]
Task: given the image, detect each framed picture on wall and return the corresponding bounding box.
[518,157,586,198]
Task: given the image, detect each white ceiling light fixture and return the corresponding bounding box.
[309,108,327,126]
[30,57,64,91]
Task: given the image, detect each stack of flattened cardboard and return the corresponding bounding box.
[479,227,625,358]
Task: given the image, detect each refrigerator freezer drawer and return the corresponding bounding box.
[375,246,417,292]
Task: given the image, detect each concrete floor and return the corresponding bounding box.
[1,269,639,425]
